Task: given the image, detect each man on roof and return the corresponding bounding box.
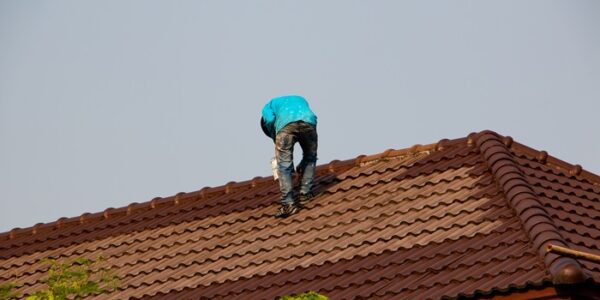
[261,95,318,218]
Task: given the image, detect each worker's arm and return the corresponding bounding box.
[261,102,276,141]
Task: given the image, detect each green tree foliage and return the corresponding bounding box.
[0,256,119,300]
[280,291,329,300]
[0,282,18,300]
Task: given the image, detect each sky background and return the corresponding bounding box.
[1,1,599,232]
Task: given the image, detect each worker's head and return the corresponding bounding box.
[260,117,270,137]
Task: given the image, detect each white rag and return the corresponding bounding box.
[271,157,279,181]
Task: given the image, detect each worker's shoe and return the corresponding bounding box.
[297,192,314,208]
[275,203,300,218]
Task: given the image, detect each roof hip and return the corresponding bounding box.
[474,130,587,285]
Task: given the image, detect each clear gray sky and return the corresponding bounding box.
[1,1,599,232]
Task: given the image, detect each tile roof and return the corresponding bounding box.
[0,130,599,299]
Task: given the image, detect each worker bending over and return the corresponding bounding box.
[261,95,318,218]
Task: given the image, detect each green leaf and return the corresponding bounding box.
[28,256,120,299]
[0,282,19,300]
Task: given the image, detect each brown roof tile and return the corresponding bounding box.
[1,130,599,299]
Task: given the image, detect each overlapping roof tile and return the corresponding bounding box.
[1,130,599,299]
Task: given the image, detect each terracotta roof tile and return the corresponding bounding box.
[1,130,599,299]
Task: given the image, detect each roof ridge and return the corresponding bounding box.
[0,146,481,258]
[0,140,447,243]
[510,141,600,186]
[473,130,587,285]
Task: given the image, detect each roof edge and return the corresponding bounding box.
[474,130,587,285]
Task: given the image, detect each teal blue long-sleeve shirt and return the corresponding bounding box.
[261,95,317,139]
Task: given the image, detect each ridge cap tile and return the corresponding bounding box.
[474,130,588,285]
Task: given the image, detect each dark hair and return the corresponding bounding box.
[260,117,271,137]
